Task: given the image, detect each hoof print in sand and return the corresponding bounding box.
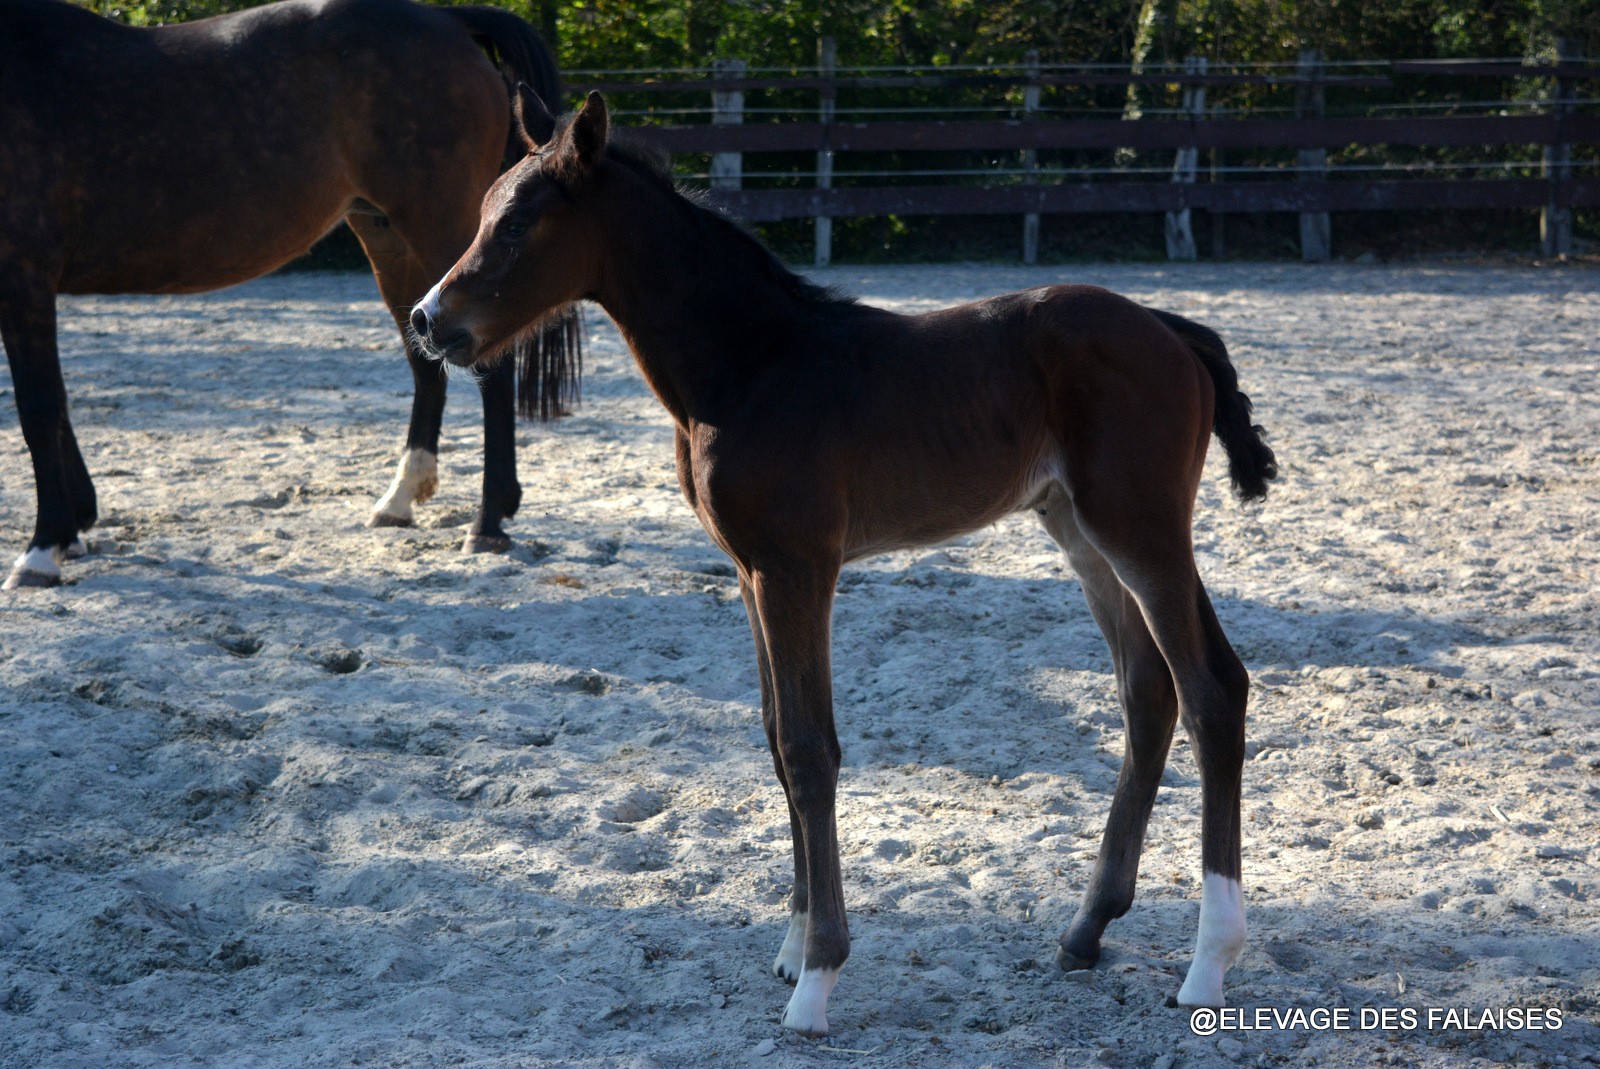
[314,647,364,674]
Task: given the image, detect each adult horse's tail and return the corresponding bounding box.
[445,5,581,421]
[1149,309,1278,503]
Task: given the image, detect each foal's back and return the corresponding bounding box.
[774,284,1207,559]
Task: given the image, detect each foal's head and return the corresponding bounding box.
[410,89,615,368]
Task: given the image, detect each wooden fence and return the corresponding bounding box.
[569,51,1598,263]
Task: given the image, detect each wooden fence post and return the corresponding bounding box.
[1296,49,1331,262]
[1022,50,1042,264]
[1165,55,1205,261]
[1210,101,1226,258]
[815,37,837,268]
[1542,38,1580,257]
[711,58,745,191]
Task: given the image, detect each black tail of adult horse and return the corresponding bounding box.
[444,5,562,149]
[442,5,583,421]
[1149,309,1279,503]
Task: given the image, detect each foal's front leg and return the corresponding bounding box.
[749,561,848,1036]
[738,576,809,982]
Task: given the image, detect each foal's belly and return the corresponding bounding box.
[840,447,1061,562]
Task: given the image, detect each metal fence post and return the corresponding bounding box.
[1165,55,1205,261]
[815,37,836,268]
[711,58,745,191]
[1022,50,1041,264]
[1542,38,1580,257]
[1296,49,1331,262]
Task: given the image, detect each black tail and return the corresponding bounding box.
[1149,308,1278,502]
[512,307,584,421]
[445,5,580,421]
[444,5,563,166]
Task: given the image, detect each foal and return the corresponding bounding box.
[413,91,1278,1036]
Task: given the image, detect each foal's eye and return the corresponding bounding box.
[501,219,530,243]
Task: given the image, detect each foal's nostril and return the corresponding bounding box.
[409,304,431,338]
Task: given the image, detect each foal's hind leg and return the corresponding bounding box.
[1036,486,1180,970]
[739,576,810,983]
[1069,496,1249,1008]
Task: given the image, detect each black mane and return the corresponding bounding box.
[601,132,863,314]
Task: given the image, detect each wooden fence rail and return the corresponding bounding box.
[570,53,1598,261]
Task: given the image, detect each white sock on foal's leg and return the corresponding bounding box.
[781,966,839,1036]
[369,448,438,526]
[772,911,806,982]
[1176,872,1246,1007]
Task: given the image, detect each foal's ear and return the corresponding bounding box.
[570,90,610,168]
[514,82,558,149]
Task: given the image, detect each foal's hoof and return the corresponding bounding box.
[367,511,414,529]
[1056,938,1102,973]
[64,537,89,560]
[462,533,511,554]
[780,967,839,1037]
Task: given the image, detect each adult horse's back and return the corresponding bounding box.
[0,0,571,588]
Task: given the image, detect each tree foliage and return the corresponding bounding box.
[78,0,1597,67]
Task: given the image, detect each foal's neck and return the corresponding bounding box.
[592,173,840,426]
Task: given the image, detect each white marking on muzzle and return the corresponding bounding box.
[415,282,443,328]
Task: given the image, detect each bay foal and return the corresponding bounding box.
[412,91,1279,1036]
[0,0,573,589]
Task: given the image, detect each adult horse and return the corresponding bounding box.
[412,91,1279,1035]
[0,0,576,589]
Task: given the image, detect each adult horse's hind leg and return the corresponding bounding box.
[1036,486,1180,970]
[351,215,447,530]
[739,575,811,984]
[2,268,94,589]
[354,212,523,551]
[463,353,521,553]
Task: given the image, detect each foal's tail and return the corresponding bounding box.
[445,5,582,421]
[1149,309,1278,503]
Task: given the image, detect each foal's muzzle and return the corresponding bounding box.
[409,299,475,367]
[408,303,432,339]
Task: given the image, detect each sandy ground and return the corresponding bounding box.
[0,262,1596,1069]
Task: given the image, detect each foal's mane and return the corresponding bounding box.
[599,132,863,313]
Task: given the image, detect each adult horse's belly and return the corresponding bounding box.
[58,157,354,296]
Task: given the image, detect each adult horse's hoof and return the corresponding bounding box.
[4,566,62,590]
[5,548,63,590]
[462,533,511,554]
[367,511,414,529]
[64,537,88,560]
